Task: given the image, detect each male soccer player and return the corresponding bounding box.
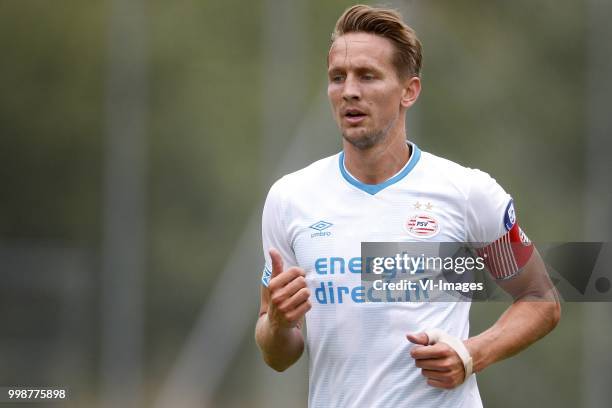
[255,5,560,407]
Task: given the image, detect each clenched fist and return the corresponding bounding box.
[407,332,469,389]
[267,248,312,329]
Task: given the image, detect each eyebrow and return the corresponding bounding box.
[327,64,383,74]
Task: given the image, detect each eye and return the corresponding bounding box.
[362,73,375,81]
[330,74,345,83]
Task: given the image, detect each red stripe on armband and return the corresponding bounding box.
[476,223,534,280]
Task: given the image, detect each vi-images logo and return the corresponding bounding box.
[310,220,333,238]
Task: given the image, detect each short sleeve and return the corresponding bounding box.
[465,169,513,243]
[261,178,298,287]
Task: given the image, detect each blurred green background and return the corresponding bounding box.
[1,0,611,407]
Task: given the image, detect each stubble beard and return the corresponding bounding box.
[341,116,397,150]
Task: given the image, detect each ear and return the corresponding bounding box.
[400,76,421,109]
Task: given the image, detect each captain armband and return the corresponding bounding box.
[476,200,534,280]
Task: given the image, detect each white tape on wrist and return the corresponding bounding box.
[424,328,473,379]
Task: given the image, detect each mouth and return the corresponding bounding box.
[342,108,367,125]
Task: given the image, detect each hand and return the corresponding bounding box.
[407,332,467,389]
[267,248,311,330]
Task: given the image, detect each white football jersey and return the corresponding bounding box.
[261,143,512,408]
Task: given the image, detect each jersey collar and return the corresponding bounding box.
[338,142,421,195]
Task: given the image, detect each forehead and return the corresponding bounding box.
[328,32,395,70]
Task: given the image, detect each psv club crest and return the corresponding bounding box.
[405,213,440,238]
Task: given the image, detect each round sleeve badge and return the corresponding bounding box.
[504,199,516,231]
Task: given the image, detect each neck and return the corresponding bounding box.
[343,131,411,185]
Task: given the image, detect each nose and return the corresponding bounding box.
[342,75,361,101]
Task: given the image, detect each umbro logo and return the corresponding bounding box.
[310,221,333,231]
[310,220,333,238]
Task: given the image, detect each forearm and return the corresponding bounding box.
[255,312,305,372]
[466,299,560,373]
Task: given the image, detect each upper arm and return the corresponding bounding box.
[259,178,297,314]
[494,247,558,302]
[465,169,512,243]
[465,169,552,297]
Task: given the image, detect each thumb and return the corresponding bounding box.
[406,332,429,346]
[269,248,284,278]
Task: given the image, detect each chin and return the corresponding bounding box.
[342,128,384,150]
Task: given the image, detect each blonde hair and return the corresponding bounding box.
[331,4,422,78]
